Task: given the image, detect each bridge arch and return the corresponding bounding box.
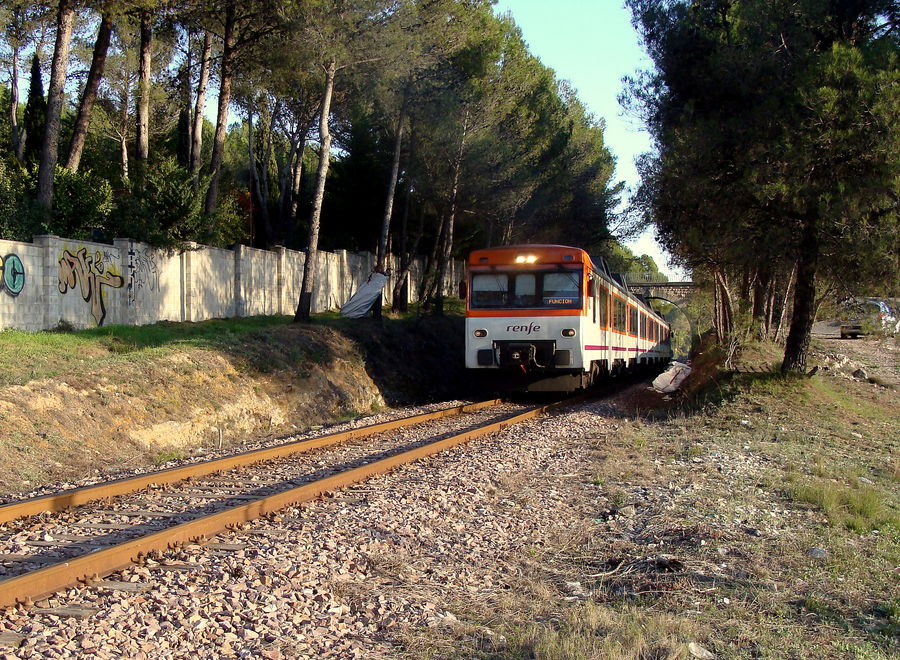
[643,294,701,357]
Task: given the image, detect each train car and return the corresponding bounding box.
[464,244,672,392]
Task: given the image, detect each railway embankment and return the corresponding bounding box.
[0,325,895,659]
[0,314,467,497]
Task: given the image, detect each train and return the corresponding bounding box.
[463,244,673,392]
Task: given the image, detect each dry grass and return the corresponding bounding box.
[510,602,696,660]
[405,338,900,659]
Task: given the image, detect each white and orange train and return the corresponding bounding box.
[464,244,672,392]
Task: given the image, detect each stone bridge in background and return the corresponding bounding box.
[624,272,698,305]
[624,273,700,354]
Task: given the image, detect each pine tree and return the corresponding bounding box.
[22,53,46,165]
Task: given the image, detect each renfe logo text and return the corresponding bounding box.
[506,322,541,334]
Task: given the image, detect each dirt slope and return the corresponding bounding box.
[0,317,468,496]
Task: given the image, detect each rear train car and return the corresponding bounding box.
[464,244,672,392]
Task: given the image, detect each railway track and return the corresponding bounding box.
[0,395,583,611]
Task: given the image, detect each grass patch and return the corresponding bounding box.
[0,316,296,386]
[502,602,698,660]
[788,480,898,532]
[809,378,897,423]
[153,450,186,466]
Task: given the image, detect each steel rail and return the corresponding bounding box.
[0,400,502,525]
[0,395,578,609]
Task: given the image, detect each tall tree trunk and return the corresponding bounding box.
[289,140,305,223]
[763,274,777,340]
[774,265,797,343]
[191,30,212,185]
[35,0,75,210]
[392,123,417,313]
[177,32,192,168]
[204,4,236,214]
[247,104,272,247]
[9,46,23,162]
[421,211,445,306]
[713,267,735,342]
[281,133,306,246]
[66,11,113,172]
[120,132,129,182]
[294,59,336,323]
[119,83,130,182]
[782,218,818,371]
[259,100,276,232]
[376,89,408,274]
[134,9,152,186]
[752,266,770,340]
[434,107,469,315]
[277,130,301,238]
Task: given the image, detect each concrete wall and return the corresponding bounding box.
[0,234,463,331]
[0,238,45,331]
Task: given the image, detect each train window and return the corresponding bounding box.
[629,307,638,336]
[471,274,508,307]
[513,273,537,307]
[468,270,582,309]
[599,287,609,328]
[613,298,626,332]
[543,272,580,306]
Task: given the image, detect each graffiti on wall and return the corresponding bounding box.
[0,254,26,297]
[58,248,125,325]
[126,246,160,305]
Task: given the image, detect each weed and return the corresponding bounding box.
[335,410,360,423]
[153,450,185,466]
[685,444,703,459]
[872,599,900,637]
[832,641,897,660]
[788,481,897,532]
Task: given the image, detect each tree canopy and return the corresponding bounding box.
[625,0,900,369]
[0,0,626,314]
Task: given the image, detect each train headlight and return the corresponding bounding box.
[514,254,537,263]
[561,328,576,337]
[473,329,488,337]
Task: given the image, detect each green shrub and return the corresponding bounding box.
[110,159,248,249]
[0,161,32,240]
[110,157,204,248]
[202,187,249,247]
[49,166,113,238]
[0,163,113,241]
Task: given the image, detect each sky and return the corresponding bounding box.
[493,0,687,280]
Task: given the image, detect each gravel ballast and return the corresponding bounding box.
[0,397,615,659]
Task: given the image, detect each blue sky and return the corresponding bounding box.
[493,0,686,279]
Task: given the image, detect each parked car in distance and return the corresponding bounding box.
[840,298,899,338]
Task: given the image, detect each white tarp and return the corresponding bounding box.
[340,272,389,318]
[652,361,692,393]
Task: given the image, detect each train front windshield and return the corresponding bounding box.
[469,269,582,310]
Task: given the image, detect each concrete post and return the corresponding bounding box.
[335,250,348,304]
[181,243,194,322]
[113,238,134,326]
[234,244,244,317]
[33,235,58,330]
[275,247,286,315]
